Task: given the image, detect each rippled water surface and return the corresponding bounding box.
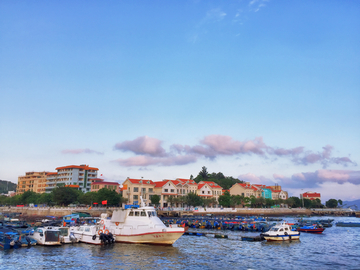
[1,217,359,270]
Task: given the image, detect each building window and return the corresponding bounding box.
[133,195,138,200]
[202,191,204,194]
[164,189,168,192]
[170,189,174,193]
[134,187,138,192]
[148,188,153,193]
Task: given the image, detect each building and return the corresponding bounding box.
[229,182,263,198]
[120,177,224,207]
[45,164,99,193]
[121,178,156,205]
[16,171,48,195]
[198,181,223,202]
[91,178,120,193]
[301,191,321,202]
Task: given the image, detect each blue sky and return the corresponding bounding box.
[1,0,359,202]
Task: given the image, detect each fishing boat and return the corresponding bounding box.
[0,229,21,249]
[100,197,184,245]
[260,222,300,241]
[71,224,115,245]
[297,224,325,234]
[58,227,79,244]
[29,227,61,245]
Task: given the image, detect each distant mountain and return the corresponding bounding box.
[0,180,17,193]
[342,199,360,210]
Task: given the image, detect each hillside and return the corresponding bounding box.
[0,180,17,193]
[342,199,360,210]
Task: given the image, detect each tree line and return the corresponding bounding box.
[0,187,126,207]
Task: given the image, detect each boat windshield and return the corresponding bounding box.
[271,228,279,231]
[147,211,157,217]
[45,231,59,242]
[59,228,68,236]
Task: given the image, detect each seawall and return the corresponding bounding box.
[1,206,357,218]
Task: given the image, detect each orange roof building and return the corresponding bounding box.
[46,164,99,193]
[91,181,120,193]
[301,191,321,201]
[16,171,49,195]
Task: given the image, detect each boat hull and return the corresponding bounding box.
[297,228,324,234]
[114,231,184,245]
[261,233,300,241]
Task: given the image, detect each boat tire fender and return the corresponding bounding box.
[92,235,97,240]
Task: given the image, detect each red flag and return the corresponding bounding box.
[102,200,107,205]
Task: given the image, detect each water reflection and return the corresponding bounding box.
[1,217,359,270]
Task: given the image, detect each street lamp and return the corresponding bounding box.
[301,189,304,208]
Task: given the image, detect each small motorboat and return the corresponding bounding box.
[71,224,115,245]
[29,227,61,245]
[297,224,325,234]
[260,222,300,241]
[0,230,22,249]
[0,228,36,249]
[58,227,79,244]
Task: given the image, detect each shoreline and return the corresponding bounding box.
[1,206,358,218]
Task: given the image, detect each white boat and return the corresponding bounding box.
[100,197,184,245]
[59,227,79,244]
[29,227,61,245]
[260,222,300,241]
[71,224,115,245]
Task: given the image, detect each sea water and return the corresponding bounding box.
[0,216,359,270]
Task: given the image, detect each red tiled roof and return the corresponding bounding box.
[198,184,206,189]
[176,178,197,185]
[237,183,261,191]
[303,192,321,198]
[201,181,223,189]
[154,181,168,188]
[46,172,58,175]
[127,178,155,185]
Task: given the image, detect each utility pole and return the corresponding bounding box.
[301,189,304,208]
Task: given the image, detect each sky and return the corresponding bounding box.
[1,0,359,202]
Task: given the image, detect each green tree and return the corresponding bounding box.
[185,193,203,207]
[326,198,339,208]
[79,191,98,205]
[203,197,217,207]
[167,195,176,207]
[52,187,82,206]
[338,199,343,206]
[37,193,54,205]
[21,191,40,205]
[96,188,122,206]
[150,194,160,206]
[287,196,301,208]
[198,166,209,181]
[218,191,231,207]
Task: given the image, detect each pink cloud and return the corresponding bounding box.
[62,148,103,155]
[113,135,356,168]
[114,136,167,157]
[114,155,197,167]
